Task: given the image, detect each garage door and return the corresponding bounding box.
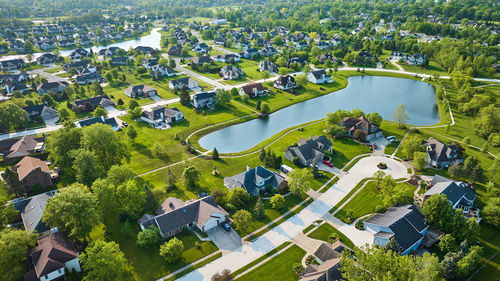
[203,218,219,231]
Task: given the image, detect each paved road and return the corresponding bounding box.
[30,65,69,83]
[176,156,408,281]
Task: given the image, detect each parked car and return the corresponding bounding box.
[386,136,397,142]
[222,222,231,232]
[323,160,334,167]
[372,143,378,150]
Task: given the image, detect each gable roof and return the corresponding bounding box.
[425,175,475,206]
[193,91,216,101]
[73,95,113,108]
[240,83,265,96]
[365,205,428,252]
[5,135,44,159]
[23,105,57,117]
[28,232,78,278]
[424,137,460,164]
[76,116,119,129]
[15,156,50,181]
[12,191,57,233]
[140,196,228,235]
[225,166,287,195]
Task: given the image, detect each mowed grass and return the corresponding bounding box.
[307,222,356,250]
[334,181,417,222]
[99,213,218,281]
[471,223,500,281]
[236,245,306,281]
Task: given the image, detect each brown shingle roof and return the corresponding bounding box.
[14,156,50,181]
[5,135,44,159]
[28,232,78,278]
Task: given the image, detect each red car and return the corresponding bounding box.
[323,160,334,167]
[372,143,378,150]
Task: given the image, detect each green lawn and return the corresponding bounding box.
[100,213,218,281]
[334,181,417,222]
[471,223,500,281]
[237,245,306,281]
[399,60,448,76]
[307,222,356,250]
[44,66,62,74]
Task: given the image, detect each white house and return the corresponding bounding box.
[307,70,333,84]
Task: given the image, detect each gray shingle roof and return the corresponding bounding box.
[425,175,475,206]
[12,191,57,233]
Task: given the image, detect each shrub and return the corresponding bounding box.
[355,221,364,230]
[328,232,339,243]
[375,205,386,213]
[293,263,304,275]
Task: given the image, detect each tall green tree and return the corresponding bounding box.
[393,104,409,128]
[253,197,265,219]
[116,180,147,218]
[80,240,127,281]
[160,237,184,263]
[482,197,500,227]
[288,169,314,197]
[0,228,36,280]
[43,183,101,241]
[70,149,102,186]
[183,166,200,187]
[81,123,129,170]
[46,123,82,171]
[232,209,252,232]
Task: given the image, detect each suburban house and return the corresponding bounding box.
[72,95,115,113]
[307,70,333,84]
[167,45,181,56]
[36,53,58,65]
[142,58,158,69]
[1,80,29,94]
[215,54,240,63]
[37,81,69,95]
[76,72,103,85]
[423,137,463,168]
[364,205,429,255]
[284,135,333,167]
[300,241,352,281]
[239,48,259,59]
[402,53,426,66]
[423,175,480,221]
[76,116,120,131]
[14,156,53,193]
[63,60,88,71]
[273,75,298,90]
[69,48,90,60]
[111,56,128,66]
[138,196,229,238]
[24,232,81,281]
[259,46,277,57]
[124,84,157,98]
[135,46,155,54]
[0,59,25,71]
[98,47,124,57]
[191,91,216,110]
[340,116,383,141]
[238,83,266,98]
[140,105,184,128]
[287,57,307,68]
[193,43,209,53]
[23,105,58,121]
[169,77,199,90]
[219,65,245,80]
[2,135,45,163]
[150,65,176,77]
[11,191,58,236]
[191,55,212,66]
[224,165,288,196]
[259,60,278,73]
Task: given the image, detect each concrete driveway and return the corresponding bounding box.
[206,226,242,253]
[370,137,389,155]
[317,162,341,174]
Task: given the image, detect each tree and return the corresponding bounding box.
[211,269,233,281]
[212,147,219,160]
[253,197,265,219]
[448,161,463,179]
[215,89,231,108]
[106,164,136,187]
[43,183,101,241]
[373,170,386,188]
[482,198,500,227]
[130,107,143,119]
[232,209,252,232]
[93,107,107,118]
[80,240,127,281]
[82,123,129,170]
[228,187,250,207]
[183,166,200,187]
[137,226,162,247]
[456,246,482,279]
[129,100,139,110]
[211,189,226,206]
[270,194,285,209]
[169,59,176,69]
[160,237,184,263]
[412,152,428,171]
[353,129,367,141]
[340,245,443,281]
[288,169,314,197]
[400,135,424,159]
[260,70,270,82]
[2,167,22,196]
[438,234,457,253]
[366,112,383,125]
[327,124,346,138]
[179,87,191,106]
[164,168,177,191]
[116,180,147,218]
[295,74,308,87]
[127,125,137,141]
[259,148,266,162]
[0,228,36,280]
[45,123,82,171]
[58,108,70,121]
[0,193,17,230]
[393,104,409,128]
[70,149,101,186]
[261,103,270,114]
[255,100,261,111]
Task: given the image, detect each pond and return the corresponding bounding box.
[199,76,440,153]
